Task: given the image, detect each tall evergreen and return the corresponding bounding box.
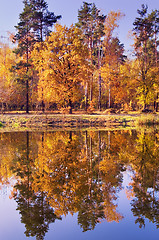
[76,2,106,110]
[149,10,159,111]
[148,9,159,67]
[14,0,35,113]
[30,0,62,42]
[133,5,153,69]
[14,0,61,113]
[133,4,159,110]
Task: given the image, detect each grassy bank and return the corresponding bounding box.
[0,112,159,131]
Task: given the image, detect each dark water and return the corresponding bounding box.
[0,129,159,239]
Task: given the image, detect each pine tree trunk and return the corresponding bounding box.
[154,25,158,67]
[26,39,29,114]
[90,37,93,103]
[69,98,72,114]
[26,78,29,113]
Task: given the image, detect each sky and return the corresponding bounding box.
[0,0,158,54]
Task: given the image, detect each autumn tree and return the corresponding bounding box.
[76,2,106,110]
[0,42,19,111]
[28,0,62,112]
[101,11,126,109]
[115,60,138,110]
[32,24,91,113]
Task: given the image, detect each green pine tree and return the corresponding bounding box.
[14,0,62,113]
[14,0,35,113]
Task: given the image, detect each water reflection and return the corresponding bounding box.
[127,129,159,229]
[0,129,159,239]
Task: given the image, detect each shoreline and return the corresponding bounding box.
[0,112,159,131]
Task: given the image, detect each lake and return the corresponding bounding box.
[0,129,159,239]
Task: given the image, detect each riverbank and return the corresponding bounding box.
[0,112,159,131]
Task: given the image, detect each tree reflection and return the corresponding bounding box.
[128,129,159,228]
[11,132,61,240]
[31,130,124,231]
[0,130,129,233]
[1,129,159,234]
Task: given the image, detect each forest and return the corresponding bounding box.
[0,0,158,114]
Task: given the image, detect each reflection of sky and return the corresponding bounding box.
[0,171,159,240]
[46,170,159,240]
[0,186,26,240]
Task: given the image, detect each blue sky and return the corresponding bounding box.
[0,0,158,53]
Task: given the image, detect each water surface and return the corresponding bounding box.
[0,129,159,239]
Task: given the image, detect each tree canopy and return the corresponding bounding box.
[0,2,158,113]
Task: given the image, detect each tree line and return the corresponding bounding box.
[0,0,158,113]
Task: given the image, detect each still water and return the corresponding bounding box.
[0,129,159,240]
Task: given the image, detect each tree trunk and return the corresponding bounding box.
[90,74,93,102]
[69,131,72,142]
[155,94,159,112]
[90,36,93,103]
[108,79,111,108]
[154,25,158,67]
[41,88,45,113]
[26,39,29,114]
[98,73,101,110]
[156,102,158,112]
[98,45,102,111]
[26,77,29,113]
[69,98,72,114]
[85,83,88,111]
